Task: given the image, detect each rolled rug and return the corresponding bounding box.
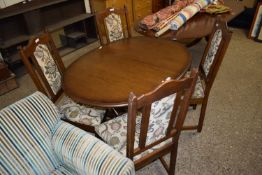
[155,0,213,37]
[170,0,213,30]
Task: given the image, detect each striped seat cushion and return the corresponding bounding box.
[0,92,61,174]
[52,121,135,175]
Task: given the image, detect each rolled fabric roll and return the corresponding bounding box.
[170,0,213,30]
[155,0,213,37]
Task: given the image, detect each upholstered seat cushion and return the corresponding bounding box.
[95,94,176,160]
[57,95,106,127]
[185,71,205,99]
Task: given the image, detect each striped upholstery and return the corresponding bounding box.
[50,166,77,175]
[0,92,60,174]
[0,91,135,175]
[52,121,135,175]
[170,0,212,30]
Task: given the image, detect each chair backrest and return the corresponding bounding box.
[95,7,132,45]
[20,33,65,102]
[126,69,198,160]
[200,17,232,88]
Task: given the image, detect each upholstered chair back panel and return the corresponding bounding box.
[0,92,60,174]
[203,29,223,76]
[105,13,125,42]
[33,44,62,95]
[145,93,176,145]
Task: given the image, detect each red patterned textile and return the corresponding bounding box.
[140,0,195,30]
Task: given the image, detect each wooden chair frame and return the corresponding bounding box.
[95,6,132,45]
[20,33,65,102]
[126,69,198,174]
[183,17,233,132]
[19,32,96,133]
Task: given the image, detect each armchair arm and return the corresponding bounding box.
[52,121,135,175]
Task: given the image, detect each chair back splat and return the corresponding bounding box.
[95,6,132,45]
[200,17,232,90]
[20,33,106,133]
[184,17,233,132]
[127,69,198,172]
[19,33,65,102]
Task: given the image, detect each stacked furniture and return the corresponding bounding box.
[0,91,135,175]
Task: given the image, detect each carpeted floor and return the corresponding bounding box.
[0,28,261,175]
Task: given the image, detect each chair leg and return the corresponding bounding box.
[168,141,179,175]
[192,104,197,110]
[197,97,209,132]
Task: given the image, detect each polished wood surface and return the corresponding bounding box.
[135,0,244,42]
[63,37,192,108]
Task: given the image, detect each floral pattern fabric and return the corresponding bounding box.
[57,95,106,126]
[95,94,176,160]
[34,44,62,95]
[105,13,124,42]
[185,71,205,99]
[203,29,222,76]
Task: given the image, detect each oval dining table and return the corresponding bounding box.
[63,37,192,108]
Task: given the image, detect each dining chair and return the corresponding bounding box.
[95,6,132,45]
[183,17,232,132]
[19,32,106,133]
[95,69,198,175]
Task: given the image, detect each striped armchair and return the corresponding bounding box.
[0,92,135,175]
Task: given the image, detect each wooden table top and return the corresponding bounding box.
[63,37,192,108]
[135,0,245,44]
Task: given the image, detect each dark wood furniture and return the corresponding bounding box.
[92,0,158,25]
[95,7,132,45]
[63,37,192,108]
[183,17,233,132]
[95,69,198,175]
[0,0,97,69]
[135,0,244,46]
[0,62,18,95]
[19,32,105,133]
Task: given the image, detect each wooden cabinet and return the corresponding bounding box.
[133,0,152,22]
[92,0,166,24]
[92,0,134,25]
[92,0,160,25]
[152,0,165,13]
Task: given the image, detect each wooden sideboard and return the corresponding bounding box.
[92,0,164,25]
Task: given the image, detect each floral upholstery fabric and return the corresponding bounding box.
[203,29,222,76]
[57,95,106,127]
[95,94,176,160]
[34,44,62,95]
[105,13,124,42]
[185,71,205,99]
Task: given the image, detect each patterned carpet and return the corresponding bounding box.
[1,29,262,175]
